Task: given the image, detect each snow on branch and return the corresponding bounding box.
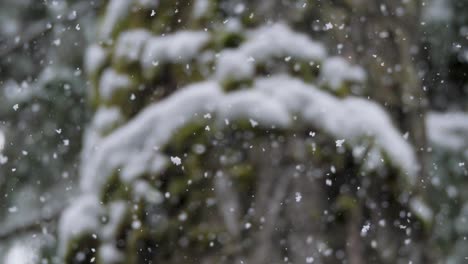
[80,75,418,194]
[216,23,327,81]
[427,112,468,151]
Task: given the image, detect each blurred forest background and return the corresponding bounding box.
[0,0,467,263]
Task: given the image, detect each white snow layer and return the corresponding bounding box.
[98,68,132,101]
[320,56,366,89]
[423,0,453,23]
[58,198,130,261]
[427,112,468,151]
[409,197,433,223]
[99,0,132,40]
[81,107,124,174]
[193,0,210,18]
[81,81,221,192]
[98,244,124,264]
[103,23,331,84]
[80,75,418,193]
[216,23,327,81]
[101,201,128,241]
[215,50,255,81]
[91,107,124,133]
[114,29,152,64]
[141,31,210,69]
[4,242,39,264]
[135,0,159,8]
[0,129,4,152]
[85,44,107,75]
[58,195,102,255]
[244,23,326,62]
[2,80,38,103]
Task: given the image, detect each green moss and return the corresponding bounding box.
[322,80,365,98]
[141,60,206,95]
[167,176,189,197]
[184,154,205,181]
[99,76,145,118]
[150,1,195,34]
[240,8,261,28]
[229,163,254,179]
[217,31,245,49]
[186,226,224,251]
[336,194,358,212]
[165,121,209,154]
[221,78,253,92]
[170,61,206,87]
[290,61,320,83]
[229,162,254,185]
[101,171,131,203]
[111,56,143,77]
[140,59,166,83]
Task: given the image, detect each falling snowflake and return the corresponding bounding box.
[361,222,371,236]
[295,192,302,202]
[249,118,258,127]
[170,156,182,166]
[335,139,345,147]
